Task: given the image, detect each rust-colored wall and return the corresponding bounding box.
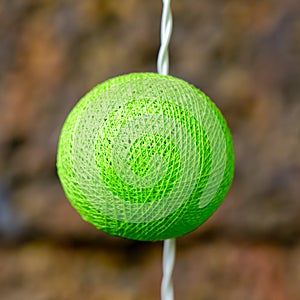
[0,1,299,299]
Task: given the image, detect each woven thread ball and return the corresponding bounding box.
[57,73,234,241]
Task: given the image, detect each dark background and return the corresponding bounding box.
[0,0,300,299]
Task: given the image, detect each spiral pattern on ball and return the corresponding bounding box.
[57,73,234,241]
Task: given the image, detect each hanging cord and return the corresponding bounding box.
[161,238,176,300]
[157,0,173,76]
[157,1,175,300]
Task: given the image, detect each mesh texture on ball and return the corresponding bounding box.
[57,73,234,241]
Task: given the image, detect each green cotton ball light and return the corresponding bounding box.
[57,73,234,241]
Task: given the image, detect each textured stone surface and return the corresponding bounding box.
[0,0,299,298]
[0,241,299,300]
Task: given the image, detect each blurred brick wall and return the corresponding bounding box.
[0,0,299,299]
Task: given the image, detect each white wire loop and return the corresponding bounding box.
[157,0,173,76]
[157,1,175,300]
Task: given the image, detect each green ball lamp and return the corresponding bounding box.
[57,72,234,241]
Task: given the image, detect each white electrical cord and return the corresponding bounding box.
[157,0,173,76]
[161,238,176,300]
[157,1,175,300]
